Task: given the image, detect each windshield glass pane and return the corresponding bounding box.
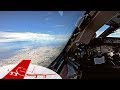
[0,11,85,67]
[107,28,120,38]
[96,24,110,38]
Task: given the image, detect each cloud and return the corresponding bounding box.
[52,25,64,28]
[0,31,68,43]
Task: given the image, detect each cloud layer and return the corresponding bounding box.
[0,31,69,43]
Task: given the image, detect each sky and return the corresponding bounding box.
[0,11,85,43]
[96,25,110,37]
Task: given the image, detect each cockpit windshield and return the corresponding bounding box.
[96,24,110,38]
[0,11,85,67]
[107,28,120,38]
